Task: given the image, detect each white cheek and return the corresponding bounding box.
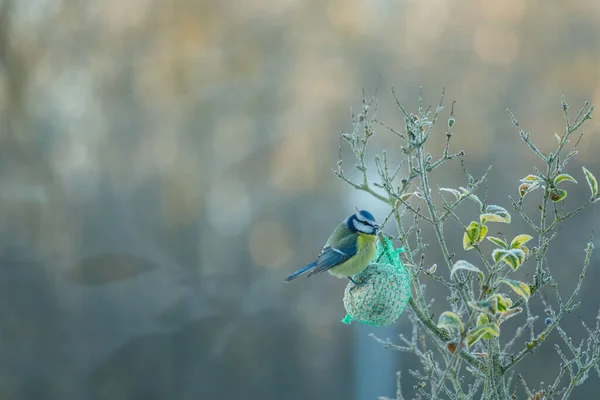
[355,213,369,223]
[353,220,373,234]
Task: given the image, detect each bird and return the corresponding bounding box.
[284,209,379,284]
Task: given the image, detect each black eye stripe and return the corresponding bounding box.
[352,219,376,233]
[354,213,374,225]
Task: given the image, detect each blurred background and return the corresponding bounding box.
[0,0,599,398]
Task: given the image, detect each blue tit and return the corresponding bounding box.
[285,209,379,284]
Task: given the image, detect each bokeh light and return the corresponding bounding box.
[0,0,599,398]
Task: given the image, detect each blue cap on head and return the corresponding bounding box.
[357,210,375,223]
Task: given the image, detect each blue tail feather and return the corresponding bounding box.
[285,262,316,282]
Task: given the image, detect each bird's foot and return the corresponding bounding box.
[348,276,365,289]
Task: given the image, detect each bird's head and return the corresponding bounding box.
[347,209,378,235]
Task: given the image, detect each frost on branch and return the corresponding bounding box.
[337,89,597,399]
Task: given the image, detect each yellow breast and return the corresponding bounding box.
[328,233,377,278]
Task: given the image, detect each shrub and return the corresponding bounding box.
[336,89,599,399]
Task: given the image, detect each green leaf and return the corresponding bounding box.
[583,167,598,198]
[497,278,531,301]
[477,313,493,339]
[488,294,509,313]
[492,248,508,264]
[468,299,497,316]
[463,233,472,250]
[477,313,489,326]
[510,234,533,249]
[448,117,456,129]
[437,311,464,334]
[459,187,483,210]
[520,175,544,183]
[519,182,540,197]
[492,248,525,271]
[481,205,511,224]
[450,260,485,282]
[554,174,577,185]
[513,249,526,266]
[486,205,509,213]
[440,188,462,200]
[467,323,499,347]
[463,221,486,250]
[487,236,508,249]
[399,192,414,202]
[478,224,488,241]
[480,213,509,224]
[549,188,567,202]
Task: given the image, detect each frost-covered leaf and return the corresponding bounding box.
[440,187,462,200]
[468,299,497,316]
[478,224,488,241]
[459,187,483,210]
[448,117,456,129]
[477,313,489,326]
[512,249,526,267]
[488,294,509,313]
[492,248,508,264]
[549,188,567,202]
[463,221,486,250]
[497,278,531,301]
[463,232,472,250]
[487,236,508,249]
[492,248,525,271]
[477,313,493,339]
[466,323,499,347]
[486,205,508,213]
[480,213,510,224]
[399,192,414,202]
[520,175,544,183]
[481,205,511,224]
[554,174,577,185]
[451,260,485,282]
[446,342,458,354]
[583,167,598,198]
[519,182,540,197]
[438,311,464,335]
[510,234,533,249]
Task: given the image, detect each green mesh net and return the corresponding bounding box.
[341,237,411,327]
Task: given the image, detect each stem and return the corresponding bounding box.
[407,298,485,371]
[484,338,508,399]
[504,240,593,371]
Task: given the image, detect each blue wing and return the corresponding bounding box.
[307,244,357,277]
[284,232,357,281]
